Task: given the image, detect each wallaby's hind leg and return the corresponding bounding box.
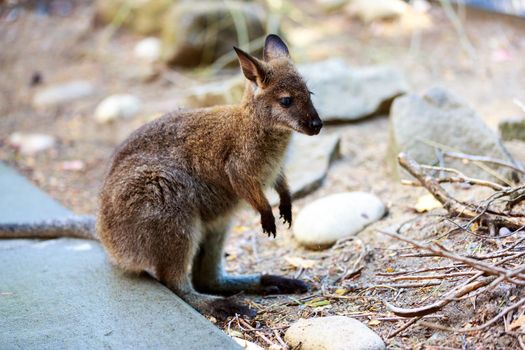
[157,265,255,320]
[192,223,309,296]
[154,231,255,320]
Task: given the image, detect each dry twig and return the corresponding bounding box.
[398,152,525,230]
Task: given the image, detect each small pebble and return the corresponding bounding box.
[8,133,56,155]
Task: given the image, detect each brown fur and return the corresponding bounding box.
[1,35,322,318]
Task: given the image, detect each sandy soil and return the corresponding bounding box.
[2,1,525,348]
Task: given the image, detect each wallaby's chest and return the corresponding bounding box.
[244,130,291,186]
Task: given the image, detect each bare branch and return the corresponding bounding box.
[398,152,525,230]
[444,151,525,175]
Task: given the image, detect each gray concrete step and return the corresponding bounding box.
[0,162,240,350]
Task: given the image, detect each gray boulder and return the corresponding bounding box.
[298,58,408,122]
[389,87,520,182]
[268,133,341,205]
[161,1,266,67]
[285,316,386,350]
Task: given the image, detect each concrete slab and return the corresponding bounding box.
[0,162,240,350]
[0,162,70,223]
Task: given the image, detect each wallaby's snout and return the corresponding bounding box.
[302,105,323,135]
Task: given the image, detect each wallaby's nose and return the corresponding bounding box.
[310,119,323,129]
[305,118,323,135]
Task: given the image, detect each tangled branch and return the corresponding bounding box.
[381,152,525,339]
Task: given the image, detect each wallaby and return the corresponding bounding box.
[0,34,323,319]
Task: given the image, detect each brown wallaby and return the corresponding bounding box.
[0,34,323,318]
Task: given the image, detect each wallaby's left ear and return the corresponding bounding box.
[234,46,267,87]
[263,34,289,62]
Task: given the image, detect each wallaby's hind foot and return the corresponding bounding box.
[180,290,256,320]
[260,274,309,295]
[207,298,257,320]
[167,283,257,320]
[193,273,309,296]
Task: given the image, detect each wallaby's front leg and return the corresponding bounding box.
[227,167,276,237]
[274,171,292,227]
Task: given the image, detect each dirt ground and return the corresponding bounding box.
[2,1,525,349]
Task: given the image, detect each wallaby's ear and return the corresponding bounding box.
[263,34,289,62]
[234,47,267,86]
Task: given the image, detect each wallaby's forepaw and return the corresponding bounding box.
[260,274,309,295]
[279,203,292,228]
[261,211,276,238]
[208,298,257,320]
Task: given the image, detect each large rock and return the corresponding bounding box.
[298,59,408,122]
[33,81,95,108]
[389,87,521,182]
[268,133,341,205]
[285,316,386,350]
[161,1,266,67]
[293,192,385,249]
[95,0,173,35]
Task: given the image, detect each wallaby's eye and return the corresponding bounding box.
[279,97,292,108]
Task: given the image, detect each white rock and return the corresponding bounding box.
[285,316,386,350]
[293,192,385,249]
[33,81,95,107]
[133,37,161,62]
[232,337,264,350]
[8,133,56,155]
[94,94,141,123]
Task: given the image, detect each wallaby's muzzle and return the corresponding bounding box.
[301,108,323,136]
[308,118,323,134]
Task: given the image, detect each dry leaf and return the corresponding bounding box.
[368,319,381,326]
[510,315,525,330]
[386,267,395,273]
[414,194,442,213]
[306,298,330,308]
[335,288,347,295]
[285,256,317,269]
[228,330,244,338]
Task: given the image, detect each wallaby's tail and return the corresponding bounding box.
[0,215,97,240]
